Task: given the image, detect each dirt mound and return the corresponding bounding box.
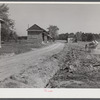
[47,43,100,88]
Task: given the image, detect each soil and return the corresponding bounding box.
[0,42,65,88]
[46,43,100,88]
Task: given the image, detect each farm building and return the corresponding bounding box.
[27,24,52,46]
[68,34,76,43]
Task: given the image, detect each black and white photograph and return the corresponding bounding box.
[0,2,100,88]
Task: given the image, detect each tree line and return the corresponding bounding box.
[58,31,100,42]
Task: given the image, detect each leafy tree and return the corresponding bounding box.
[87,33,94,41]
[81,32,87,41]
[0,4,17,42]
[73,34,77,42]
[58,33,68,41]
[76,31,82,41]
[65,33,68,42]
[47,25,59,42]
[69,32,74,37]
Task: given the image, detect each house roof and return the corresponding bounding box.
[27,24,44,31]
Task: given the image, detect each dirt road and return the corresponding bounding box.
[0,42,65,82]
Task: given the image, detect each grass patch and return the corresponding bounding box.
[0,40,43,55]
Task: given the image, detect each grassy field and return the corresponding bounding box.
[0,40,52,56]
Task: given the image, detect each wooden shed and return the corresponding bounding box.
[27,24,52,46]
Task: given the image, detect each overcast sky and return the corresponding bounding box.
[7,4,100,36]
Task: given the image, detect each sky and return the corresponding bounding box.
[6,4,100,36]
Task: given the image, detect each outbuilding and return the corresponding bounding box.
[27,24,52,46]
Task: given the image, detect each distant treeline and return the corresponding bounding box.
[58,31,100,42]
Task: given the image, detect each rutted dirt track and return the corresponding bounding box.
[0,42,65,88]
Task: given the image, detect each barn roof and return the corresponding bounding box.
[27,24,44,31]
[27,24,52,38]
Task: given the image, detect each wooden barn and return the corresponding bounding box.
[27,24,52,46]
